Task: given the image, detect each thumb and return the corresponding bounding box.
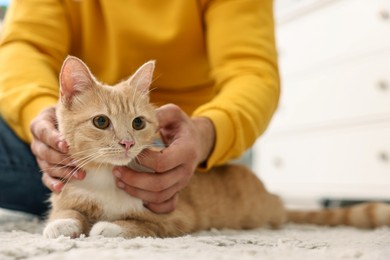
[155,104,184,129]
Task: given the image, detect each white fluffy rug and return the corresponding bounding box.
[0,209,389,260]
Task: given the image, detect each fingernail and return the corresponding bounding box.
[58,141,68,153]
[73,171,80,179]
[69,159,78,167]
[52,181,63,191]
[117,181,125,189]
[74,171,84,180]
[113,170,122,179]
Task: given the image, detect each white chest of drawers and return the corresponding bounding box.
[254,0,390,206]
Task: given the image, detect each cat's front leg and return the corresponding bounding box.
[43,209,89,239]
[89,221,124,237]
[89,219,163,238]
[43,218,82,239]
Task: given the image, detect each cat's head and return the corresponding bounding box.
[56,56,158,168]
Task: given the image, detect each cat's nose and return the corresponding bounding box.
[119,140,135,151]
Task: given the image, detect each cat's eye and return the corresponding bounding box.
[93,115,110,129]
[132,116,146,130]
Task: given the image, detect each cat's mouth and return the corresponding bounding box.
[123,150,130,158]
[110,149,142,166]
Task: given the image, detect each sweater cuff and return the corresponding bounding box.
[193,108,235,171]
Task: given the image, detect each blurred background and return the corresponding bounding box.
[1,0,389,209]
[253,0,390,209]
[0,1,8,22]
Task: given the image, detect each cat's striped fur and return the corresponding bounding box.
[288,202,390,228]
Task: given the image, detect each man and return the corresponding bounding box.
[0,0,279,216]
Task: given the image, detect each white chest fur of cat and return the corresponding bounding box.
[69,167,144,218]
[44,166,144,238]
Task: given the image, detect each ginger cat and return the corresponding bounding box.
[43,56,390,239]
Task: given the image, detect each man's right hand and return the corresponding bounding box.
[30,105,85,192]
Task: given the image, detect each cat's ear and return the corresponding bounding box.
[127,60,155,94]
[59,56,95,106]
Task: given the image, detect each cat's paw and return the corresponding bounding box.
[89,221,124,237]
[43,218,82,239]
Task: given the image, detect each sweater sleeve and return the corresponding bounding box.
[0,0,70,143]
[193,0,280,169]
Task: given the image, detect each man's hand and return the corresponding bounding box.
[30,106,85,192]
[113,104,215,214]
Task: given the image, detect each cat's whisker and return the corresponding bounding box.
[132,70,151,110]
[150,74,161,86]
[60,160,94,184]
[60,169,81,188]
[38,150,90,174]
[38,161,85,181]
[140,87,156,100]
[41,148,108,175]
[133,76,158,111]
[133,86,156,113]
[135,151,153,163]
[131,85,139,110]
[65,150,102,167]
[59,149,106,180]
[61,152,108,190]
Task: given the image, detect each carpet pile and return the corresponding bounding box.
[0,208,389,260]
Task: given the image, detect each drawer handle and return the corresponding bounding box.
[379,9,390,21]
[272,157,284,168]
[377,80,389,91]
[378,151,389,163]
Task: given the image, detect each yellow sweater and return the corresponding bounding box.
[0,0,279,168]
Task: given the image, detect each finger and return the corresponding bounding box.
[117,179,180,204]
[137,142,197,173]
[41,171,64,193]
[114,166,180,192]
[31,139,73,166]
[37,158,85,180]
[145,194,179,214]
[30,113,68,153]
[155,104,183,129]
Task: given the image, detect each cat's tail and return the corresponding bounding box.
[287,202,390,228]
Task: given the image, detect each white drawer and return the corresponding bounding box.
[254,122,390,198]
[275,0,337,23]
[270,51,390,131]
[277,0,390,77]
